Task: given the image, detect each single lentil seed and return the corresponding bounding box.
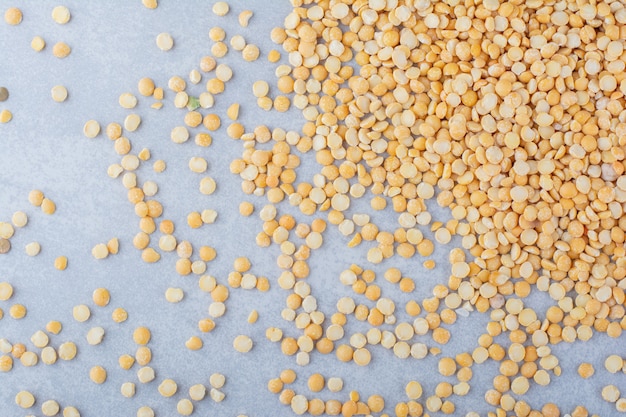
[4,7,22,25]
[233,335,253,353]
[31,36,45,51]
[0,238,10,254]
[121,382,135,398]
[189,384,206,401]
[212,2,229,16]
[52,42,71,58]
[51,6,70,24]
[156,33,174,51]
[0,110,11,123]
[73,304,90,322]
[137,366,156,383]
[41,400,60,416]
[158,379,178,398]
[89,365,107,384]
[51,85,68,102]
[15,390,35,408]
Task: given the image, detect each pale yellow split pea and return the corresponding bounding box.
[156,32,173,51]
[51,85,68,102]
[51,6,71,24]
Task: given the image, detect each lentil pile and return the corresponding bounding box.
[1,1,626,416]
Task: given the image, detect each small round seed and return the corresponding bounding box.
[142,0,158,8]
[41,399,60,416]
[0,355,12,372]
[156,33,174,51]
[177,399,193,416]
[41,198,56,214]
[51,6,71,24]
[31,330,49,348]
[83,120,101,138]
[121,382,135,398]
[91,243,108,259]
[158,379,178,397]
[189,157,208,173]
[0,238,10,254]
[137,366,156,383]
[603,385,621,403]
[252,80,269,98]
[216,64,233,81]
[31,36,46,51]
[233,335,253,353]
[41,347,57,365]
[230,35,246,51]
[125,114,141,131]
[119,354,135,370]
[605,355,624,373]
[9,304,26,319]
[46,321,62,334]
[15,390,35,408]
[52,42,71,58]
[4,7,22,25]
[136,347,152,365]
[64,406,81,417]
[112,307,128,323]
[209,27,225,42]
[405,381,423,400]
[72,304,90,322]
[137,406,154,417]
[308,373,324,392]
[138,77,155,96]
[20,351,38,366]
[268,49,281,62]
[92,287,110,306]
[242,44,260,61]
[89,365,107,384]
[0,282,13,300]
[86,327,105,345]
[189,384,206,401]
[210,373,226,388]
[165,287,184,303]
[0,110,12,123]
[58,342,77,360]
[0,223,13,240]
[133,327,151,345]
[51,85,68,102]
[119,93,138,109]
[212,2,229,16]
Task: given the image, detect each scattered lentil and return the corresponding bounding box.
[41,399,60,416]
[233,335,253,353]
[4,7,22,25]
[212,2,229,16]
[51,6,70,24]
[137,366,155,383]
[189,384,206,401]
[0,109,12,123]
[31,36,45,51]
[156,33,174,51]
[15,390,35,408]
[52,42,71,58]
[89,365,107,384]
[121,382,135,398]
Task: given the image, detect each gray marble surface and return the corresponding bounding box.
[0,1,623,416]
